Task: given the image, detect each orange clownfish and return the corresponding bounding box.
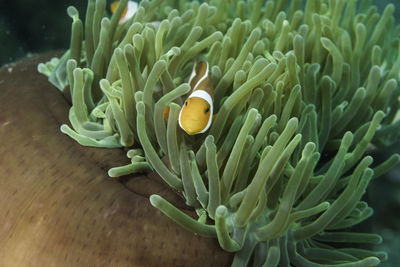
[110,1,138,25]
[175,61,214,135]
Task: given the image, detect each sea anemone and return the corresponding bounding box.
[39,0,400,266]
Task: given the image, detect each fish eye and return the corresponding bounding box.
[185,101,188,106]
[205,107,210,113]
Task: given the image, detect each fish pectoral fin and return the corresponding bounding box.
[163,106,170,121]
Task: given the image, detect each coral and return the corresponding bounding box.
[39,0,400,266]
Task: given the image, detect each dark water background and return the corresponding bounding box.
[0,1,399,266]
[0,0,86,66]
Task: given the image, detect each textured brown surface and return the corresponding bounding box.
[0,53,232,267]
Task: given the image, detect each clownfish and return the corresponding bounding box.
[111,1,161,28]
[110,1,138,25]
[164,61,214,135]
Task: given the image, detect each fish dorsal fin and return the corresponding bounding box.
[188,61,209,91]
[188,64,197,89]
